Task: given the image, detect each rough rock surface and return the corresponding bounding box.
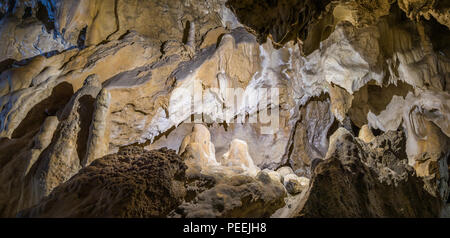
[283,174,309,195]
[293,128,443,218]
[0,0,449,218]
[0,0,71,62]
[227,0,332,47]
[171,171,286,218]
[18,146,187,218]
[288,95,335,176]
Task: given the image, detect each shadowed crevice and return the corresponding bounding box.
[11,82,73,139]
[76,95,96,163]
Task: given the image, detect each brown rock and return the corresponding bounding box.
[398,0,450,29]
[288,96,335,177]
[171,173,286,218]
[294,128,443,218]
[18,146,187,218]
[21,75,101,209]
[227,0,332,47]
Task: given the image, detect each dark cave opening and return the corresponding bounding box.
[77,26,87,49]
[36,0,55,33]
[348,80,414,128]
[226,0,332,48]
[21,6,31,19]
[424,16,450,58]
[350,119,360,136]
[0,58,16,74]
[371,128,383,137]
[11,82,73,139]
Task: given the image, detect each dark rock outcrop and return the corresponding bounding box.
[226,0,331,47]
[18,146,187,218]
[295,128,443,218]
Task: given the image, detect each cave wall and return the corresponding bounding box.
[0,0,448,218]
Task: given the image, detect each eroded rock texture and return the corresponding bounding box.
[18,146,187,218]
[171,171,286,218]
[291,128,443,218]
[0,0,449,218]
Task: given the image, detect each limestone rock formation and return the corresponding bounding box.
[171,171,286,218]
[179,124,218,173]
[283,174,309,195]
[358,124,376,143]
[287,96,335,176]
[398,0,450,29]
[227,0,332,47]
[0,0,449,218]
[276,166,294,179]
[0,0,71,62]
[293,128,443,218]
[219,139,260,176]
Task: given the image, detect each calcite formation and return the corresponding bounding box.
[0,0,449,218]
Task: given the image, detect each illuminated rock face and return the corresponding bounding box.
[219,139,260,177]
[179,124,218,173]
[0,0,449,218]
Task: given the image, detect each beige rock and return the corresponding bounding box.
[0,50,77,97]
[326,127,353,159]
[414,152,449,202]
[219,139,260,177]
[257,169,283,185]
[369,90,450,166]
[0,17,70,62]
[24,116,59,175]
[83,88,111,166]
[276,166,294,178]
[26,75,101,207]
[106,28,297,170]
[0,115,60,217]
[333,0,391,27]
[172,173,286,218]
[0,31,159,141]
[106,28,269,152]
[358,125,375,143]
[200,27,229,49]
[209,121,292,170]
[329,83,353,122]
[0,115,58,217]
[55,0,226,46]
[179,124,218,172]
